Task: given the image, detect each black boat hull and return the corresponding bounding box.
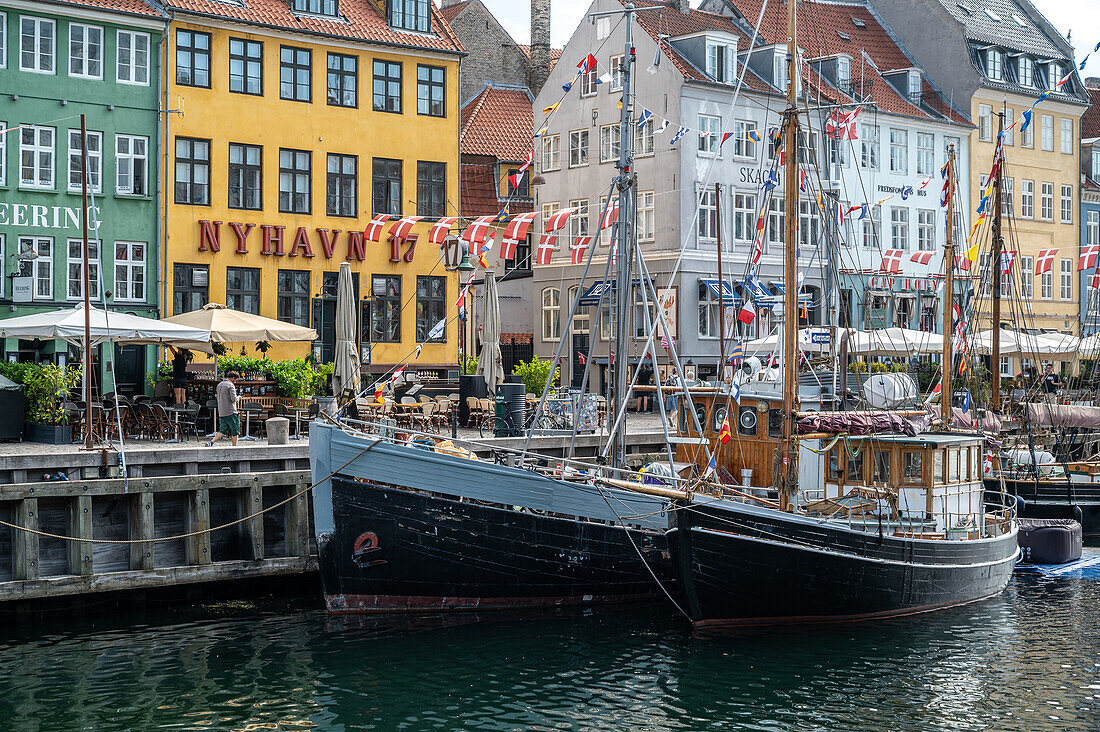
[670,498,1018,627]
[319,477,673,613]
[985,477,1100,539]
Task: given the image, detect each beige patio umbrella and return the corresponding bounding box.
[162,302,317,342]
[478,271,504,394]
[332,262,361,405]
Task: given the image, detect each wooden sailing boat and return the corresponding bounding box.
[666,1,1019,627]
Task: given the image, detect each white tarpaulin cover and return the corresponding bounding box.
[970,329,1079,357]
[0,304,212,349]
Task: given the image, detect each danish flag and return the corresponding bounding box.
[910,251,934,265]
[1035,248,1057,275]
[535,235,557,265]
[1079,244,1100,271]
[503,211,538,241]
[388,216,423,240]
[461,216,496,245]
[499,238,518,260]
[600,203,619,231]
[1090,274,1100,289]
[825,107,860,140]
[954,254,971,272]
[365,214,392,242]
[428,216,459,244]
[999,251,1015,275]
[571,236,592,264]
[545,207,575,233]
[879,249,905,274]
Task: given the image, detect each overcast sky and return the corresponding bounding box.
[474,0,1100,77]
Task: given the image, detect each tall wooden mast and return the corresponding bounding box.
[942,145,956,424]
[991,112,1004,413]
[778,0,799,506]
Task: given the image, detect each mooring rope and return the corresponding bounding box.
[0,438,379,545]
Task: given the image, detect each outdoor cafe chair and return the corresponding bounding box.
[239,401,265,438]
[434,399,451,431]
[416,402,437,433]
[465,397,483,427]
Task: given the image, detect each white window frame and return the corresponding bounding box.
[1060,259,1073,300]
[890,206,909,249]
[917,209,935,251]
[568,129,588,168]
[732,120,757,159]
[69,22,103,80]
[1060,118,1073,155]
[0,15,6,70]
[915,132,934,175]
[116,29,150,86]
[1020,179,1034,219]
[1087,210,1100,247]
[1093,149,1100,182]
[1061,184,1073,224]
[698,186,718,243]
[596,17,610,41]
[1018,55,1034,87]
[978,104,992,142]
[114,241,146,303]
[1001,177,1013,216]
[860,123,879,169]
[862,205,880,249]
[1047,62,1062,90]
[985,48,1003,80]
[638,190,654,242]
[767,198,785,249]
[579,66,597,97]
[116,134,148,196]
[541,134,560,172]
[889,128,908,174]
[698,281,720,339]
[733,192,755,242]
[1041,270,1052,299]
[22,236,53,300]
[1022,117,1034,148]
[1002,108,1013,146]
[19,16,54,74]
[1041,115,1054,151]
[68,129,102,193]
[599,123,620,164]
[567,198,589,239]
[706,40,736,84]
[609,54,624,91]
[66,238,100,301]
[836,56,851,92]
[907,70,921,102]
[542,287,560,341]
[773,50,787,90]
[698,114,720,156]
[1040,182,1054,221]
[20,125,54,189]
[1019,256,1033,299]
[634,119,654,157]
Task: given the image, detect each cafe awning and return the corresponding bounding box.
[699,278,738,306]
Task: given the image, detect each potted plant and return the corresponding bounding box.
[21,364,80,444]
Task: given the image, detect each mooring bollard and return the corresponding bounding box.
[266,417,291,445]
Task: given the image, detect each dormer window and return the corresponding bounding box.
[292,0,337,16]
[1093,148,1100,181]
[1017,55,1034,87]
[837,56,851,93]
[907,70,921,104]
[983,8,1000,21]
[1046,61,1063,89]
[774,49,788,91]
[984,48,1004,81]
[389,0,430,33]
[706,40,737,84]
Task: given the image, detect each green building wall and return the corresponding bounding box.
[0,3,163,394]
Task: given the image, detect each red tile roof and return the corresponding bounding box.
[714,0,969,124]
[1083,83,1100,140]
[45,0,163,18]
[460,85,533,161]
[459,160,503,218]
[161,0,463,54]
[438,0,470,25]
[518,44,564,71]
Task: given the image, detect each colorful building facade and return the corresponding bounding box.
[0,0,163,394]
[158,0,463,373]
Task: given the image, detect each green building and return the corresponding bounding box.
[0,0,163,395]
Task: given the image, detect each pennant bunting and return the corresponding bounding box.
[910,251,934,265]
[365,214,393,242]
[503,211,538,241]
[535,235,557,265]
[669,126,690,146]
[388,215,423,240]
[718,415,731,444]
[636,108,653,128]
[737,299,756,324]
[545,207,575,232]
[747,128,763,144]
[570,236,592,264]
[999,251,1015,275]
[1035,248,1057,275]
[461,215,496,245]
[428,216,460,244]
[655,119,670,134]
[1079,245,1100,271]
[880,249,905,274]
[499,238,518,260]
[824,107,860,139]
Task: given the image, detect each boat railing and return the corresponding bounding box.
[327,415,694,490]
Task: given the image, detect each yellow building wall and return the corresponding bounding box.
[969,90,1084,372]
[161,18,461,369]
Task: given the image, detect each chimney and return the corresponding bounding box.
[529,0,551,96]
[678,0,690,13]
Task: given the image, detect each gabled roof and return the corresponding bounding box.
[159,0,463,54]
[41,0,164,18]
[936,0,1065,59]
[460,84,533,161]
[438,0,471,25]
[1083,80,1100,140]
[722,0,970,123]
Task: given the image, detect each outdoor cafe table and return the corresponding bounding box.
[163,405,190,442]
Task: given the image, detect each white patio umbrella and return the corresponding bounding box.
[162,302,316,343]
[331,262,361,405]
[971,328,1079,357]
[0,303,211,349]
[478,271,504,394]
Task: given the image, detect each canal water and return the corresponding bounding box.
[1,573,1098,731]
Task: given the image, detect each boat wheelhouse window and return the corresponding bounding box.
[737,406,757,436]
[933,449,944,483]
[768,409,782,438]
[972,448,981,478]
[695,403,708,434]
[873,450,890,483]
[902,451,923,484]
[712,405,727,434]
[678,402,689,434]
[846,452,862,483]
[949,449,961,482]
[828,450,842,481]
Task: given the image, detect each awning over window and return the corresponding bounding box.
[766,281,811,306]
[741,278,776,304]
[578,280,615,306]
[700,278,738,306]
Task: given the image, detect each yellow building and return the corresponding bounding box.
[159,0,463,374]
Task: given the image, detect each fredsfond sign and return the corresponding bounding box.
[197,221,418,263]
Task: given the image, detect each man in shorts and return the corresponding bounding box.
[209,371,240,446]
